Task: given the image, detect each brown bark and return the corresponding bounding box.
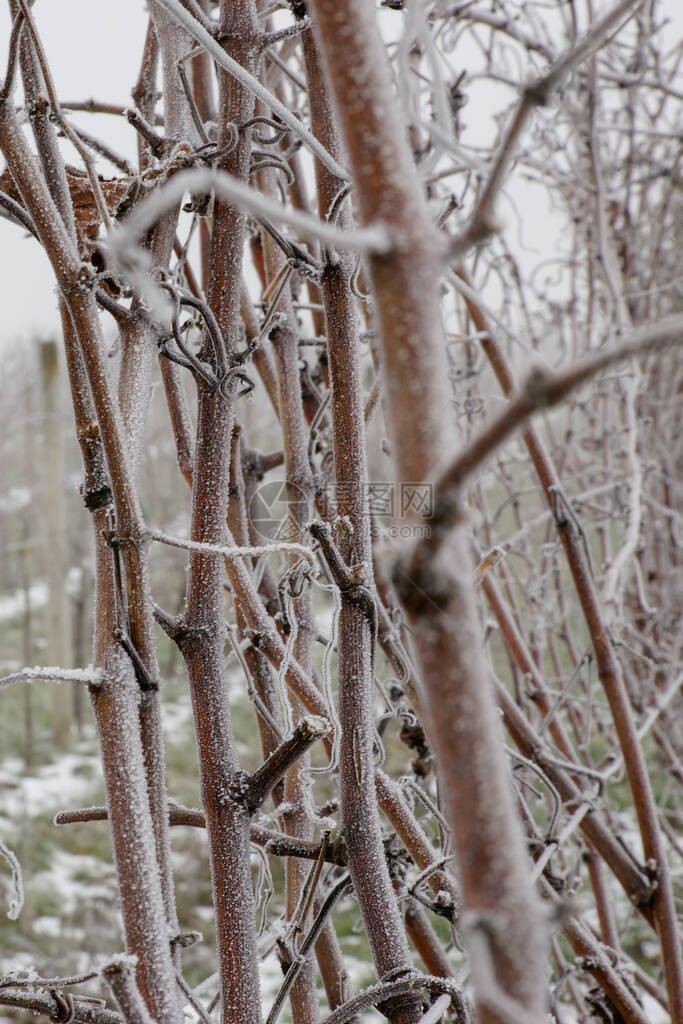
[306,4,547,1020]
[2,3,678,1021]
[170,4,263,1022]
[0,88,182,1023]
[304,32,424,1023]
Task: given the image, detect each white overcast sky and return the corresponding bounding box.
[0,1,680,345]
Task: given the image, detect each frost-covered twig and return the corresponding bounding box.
[54,804,348,865]
[0,189,37,238]
[0,986,121,1024]
[0,666,103,691]
[598,672,683,786]
[0,839,23,921]
[175,971,214,1024]
[635,674,683,742]
[529,802,595,882]
[0,969,100,988]
[0,11,24,102]
[148,527,318,570]
[265,875,352,1024]
[15,0,113,231]
[601,371,642,611]
[319,973,469,1024]
[442,6,554,61]
[105,168,390,311]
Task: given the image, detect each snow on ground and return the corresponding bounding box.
[30,847,115,915]
[0,752,101,824]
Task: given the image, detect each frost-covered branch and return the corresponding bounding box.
[101,957,155,1024]
[54,804,348,865]
[244,716,330,813]
[106,167,389,269]
[318,974,469,1024]
[0,984,122,1024]
[105,166,389,324]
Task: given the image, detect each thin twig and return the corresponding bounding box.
[148,526,318,570]
[0,666,103,690]
[53,804,348,865]
[0,840,23,921]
